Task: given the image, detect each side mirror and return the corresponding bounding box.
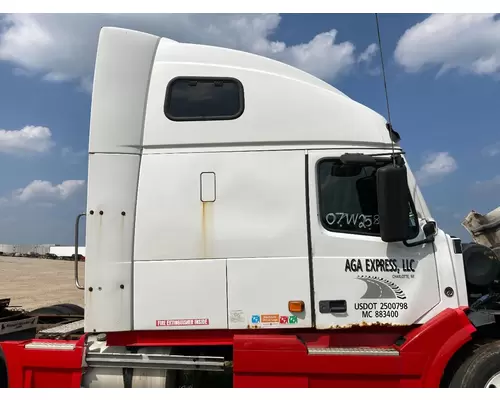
[423,220,437,237]
[376,163,411,242]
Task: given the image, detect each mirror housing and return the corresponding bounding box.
[340,153,377,166]
[376,163,411,242]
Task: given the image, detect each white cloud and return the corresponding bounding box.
[482,141,500,157]
[0,125,55,154]
[395,14,500,78]
[0,13,376,90]
[358,43,380,76]
[358,43,378,63]
[415,152,458,186]
[474,175,500,191]
[0,179,85,206]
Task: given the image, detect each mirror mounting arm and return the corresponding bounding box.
[403,220,437,248]
[403,236,435,248]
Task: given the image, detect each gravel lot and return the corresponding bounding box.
[0,256,84,310]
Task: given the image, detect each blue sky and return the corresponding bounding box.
[0,13,498,244]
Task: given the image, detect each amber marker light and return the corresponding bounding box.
[288,301,305,313]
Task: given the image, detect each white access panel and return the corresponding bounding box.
[134,259,227,330]
[85,154,140,333]
[227,257,312,329]
[134,150,308,261]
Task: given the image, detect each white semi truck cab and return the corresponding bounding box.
[2,27,500,389]
[81,27,472,334]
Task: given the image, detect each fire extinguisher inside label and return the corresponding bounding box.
[156,318,210,327]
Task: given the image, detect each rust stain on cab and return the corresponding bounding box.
[321,321,410,330]
[201,202,213,258]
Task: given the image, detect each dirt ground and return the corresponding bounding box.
[0,256,84,310]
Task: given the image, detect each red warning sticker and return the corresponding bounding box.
[156,318,210,327]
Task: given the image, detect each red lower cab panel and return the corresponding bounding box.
[0,307,476,388]
[232,308,476,388]
[1,335,86,388]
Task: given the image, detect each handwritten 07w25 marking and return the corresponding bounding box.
[356,276,407,300]
[325,212,380,229]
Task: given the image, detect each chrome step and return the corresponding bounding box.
[38,319,84,335]
[86,352,228,372]
[308,346,399,356]
[25,341,76,350]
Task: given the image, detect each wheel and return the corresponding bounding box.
[30,303,83,316]
[449,341,500,388]
[0,348,7,388]
[51,303,84,315]
[29,303,84,324]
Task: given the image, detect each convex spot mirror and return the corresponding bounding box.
[422,220,437,237]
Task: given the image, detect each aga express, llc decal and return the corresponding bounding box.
[345,257,418,320]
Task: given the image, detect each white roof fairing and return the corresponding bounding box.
[154,39,350,99]
[141,36,393,149]
[88,27,394,153]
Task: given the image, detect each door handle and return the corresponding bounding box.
[319,300,347,314]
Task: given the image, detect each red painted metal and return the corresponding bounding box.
[106,329,236,347]
[232,308,476,388]
[0,308,476,388]
[0,335,86,388]
[407,308,477,387]
[105,326,411,347]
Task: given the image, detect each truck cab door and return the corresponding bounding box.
[307,149,441,329]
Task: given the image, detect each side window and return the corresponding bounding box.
[317,159,419,237]
[164,77,244,121]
